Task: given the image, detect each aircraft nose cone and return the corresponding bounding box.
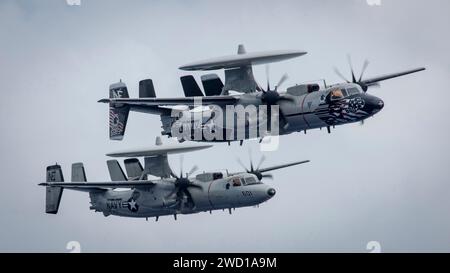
[377,99,384,110]
[363,95,384,114]
[267,188,276,197]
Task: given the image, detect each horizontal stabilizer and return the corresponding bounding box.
[40,181,155,189]
[99,96,238,107]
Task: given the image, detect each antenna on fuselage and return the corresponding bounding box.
[237,44,246,55]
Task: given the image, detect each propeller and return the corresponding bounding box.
[333,57,425,93]
[165,155,201,209]
[333,55,376,92]
[236,149,310,181]
[259,65,294,129]
[237,152,272,181]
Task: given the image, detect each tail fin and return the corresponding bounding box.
[71,162,87,182]
[139,79,156,98]
[107,160,127,181]
[109,82,130,141]
[201,74,223,96]
[124,158,144,180]
[180,75,204,97]
[45,165,64,214]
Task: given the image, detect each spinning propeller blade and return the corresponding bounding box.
[236,150,309,181]
[259,65,292,129]
[166,156,201,208]
[334,56,425,92]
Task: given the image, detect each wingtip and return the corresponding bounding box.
[412,67,426,73]
[201,144,214,149]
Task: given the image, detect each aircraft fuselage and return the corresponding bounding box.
[160,83,384,142]
[89,175,275,218]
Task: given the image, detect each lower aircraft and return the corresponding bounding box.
[40,138,309,220]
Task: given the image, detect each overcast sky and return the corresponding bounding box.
[0,0,449,252]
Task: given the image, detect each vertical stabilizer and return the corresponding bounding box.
[124,158,144,180]
[107,160,127,181]
[109,82,130,141]
[45,165,64,214]
[180,75,204,97]
[139,79,156,98]
[201,74,224,96]
[71,162,87,182]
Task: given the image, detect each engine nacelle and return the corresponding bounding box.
[287,83,321,96]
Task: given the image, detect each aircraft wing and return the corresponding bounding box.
[258,160,310,173]
[229,159,310,178]
[39,181,156,190]
[98,96,238,107]
[361,67,425,86]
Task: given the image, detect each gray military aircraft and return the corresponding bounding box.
[99,45,425,142]
[39,137,309,220]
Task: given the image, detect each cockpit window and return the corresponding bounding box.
[213,172,223,180]
[245,177,258,185]
[240,178,246,185]
[330,89,346,100]
[347,87,360,96]
[232,177,241,187]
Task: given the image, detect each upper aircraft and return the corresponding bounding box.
[99,45,425,143]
